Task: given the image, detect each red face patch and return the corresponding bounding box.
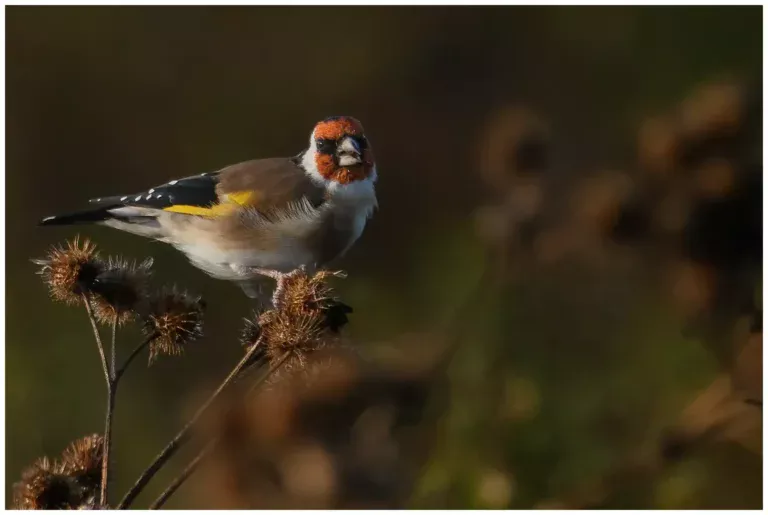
[314,151,375,184]
[313,117,375,184]
[313,117,365,141]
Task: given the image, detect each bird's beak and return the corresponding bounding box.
[337,136,362,167]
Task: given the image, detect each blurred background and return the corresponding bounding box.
[6,6,762,509]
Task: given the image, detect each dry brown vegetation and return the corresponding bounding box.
[18,243,352,509]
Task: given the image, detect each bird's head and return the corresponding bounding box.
[302,116,377,188]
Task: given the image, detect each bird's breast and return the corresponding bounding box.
[308,201,373,265]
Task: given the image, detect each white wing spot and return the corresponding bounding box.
[148,188,155,194]
[135,195,142,201]
[168,180,178,185]
[120,196,128,201]
[146,194,153,199]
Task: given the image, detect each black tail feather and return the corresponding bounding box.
[39,205,122,226]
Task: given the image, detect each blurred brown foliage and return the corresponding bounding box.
[193,349,435,509]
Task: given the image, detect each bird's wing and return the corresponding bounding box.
[87,157,326,218]
[215,157,327,216]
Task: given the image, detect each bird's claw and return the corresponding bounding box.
[272,270,302,308]
[250,267,306,308]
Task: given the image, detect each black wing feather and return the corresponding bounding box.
[41,172,222,226]
[87,172,221,210]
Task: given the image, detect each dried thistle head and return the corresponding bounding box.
[13,457,77,510]
[90,257,153,325]
[33,237,103,305]
[277,270,346,316]
[60,434,104,494]
[143,287,205,363]
[254,269,351,375]
[259,309,329,371]
[240,316,263,350]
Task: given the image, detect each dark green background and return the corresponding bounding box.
[6,6,762,508]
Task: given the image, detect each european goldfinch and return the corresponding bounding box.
[40,116,378,299]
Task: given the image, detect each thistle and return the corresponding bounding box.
[142,287,205,363]
[60,434,105,495]
[250,269,351,375]
[90,257,153,326]
[13,457,78,510]
[33,236,103,305]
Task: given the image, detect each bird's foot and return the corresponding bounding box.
[250,266,307,308]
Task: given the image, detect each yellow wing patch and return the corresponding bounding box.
[162,204,231,216]
[162,191,260,217]
[226,191,260,206]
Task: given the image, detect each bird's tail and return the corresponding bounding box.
[39,205,120,226]
[40,204,165,239]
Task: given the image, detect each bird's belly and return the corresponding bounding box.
[165,201,371,281]
[176,241,314,281]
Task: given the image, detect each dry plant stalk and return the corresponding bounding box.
[19,237,351,510]
[121,267,350,509]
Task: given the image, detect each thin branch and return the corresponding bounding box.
[246,351,290,395]
[99,312,119,506]
[148,439,216,510]
[114,334,155,384]
[110,312,118,379]
[82,293,114,505]
[148,351,291,509]
[101,385,116,505]
[233,344,268,383]
[82,293,110,385]
[116,336,266,510]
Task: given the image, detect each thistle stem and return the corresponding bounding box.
[147,439,216,510]
[114,334,155,384]
[148,351,291,509]
[247,351,291,395]
[99,312,122,506]
[116,336,266,510]
[101,382,116,506]
[82,294,114,506]
[82,294,110,385]
[110,313,118,378]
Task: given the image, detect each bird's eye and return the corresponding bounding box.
[357,136,368,149]
[316,138,335,154]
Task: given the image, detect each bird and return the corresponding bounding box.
[40,116,378,301]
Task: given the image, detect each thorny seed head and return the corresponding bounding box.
[13,435,107,510]
[240,316,263,350]
[143,287,205,363]
[260,309,329,368]
[33,237,103,305]
[60,434,104,494]
[13,457,78,510]
[249,269,351,375]
[91,257,153,326]
[278,269,347,316]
